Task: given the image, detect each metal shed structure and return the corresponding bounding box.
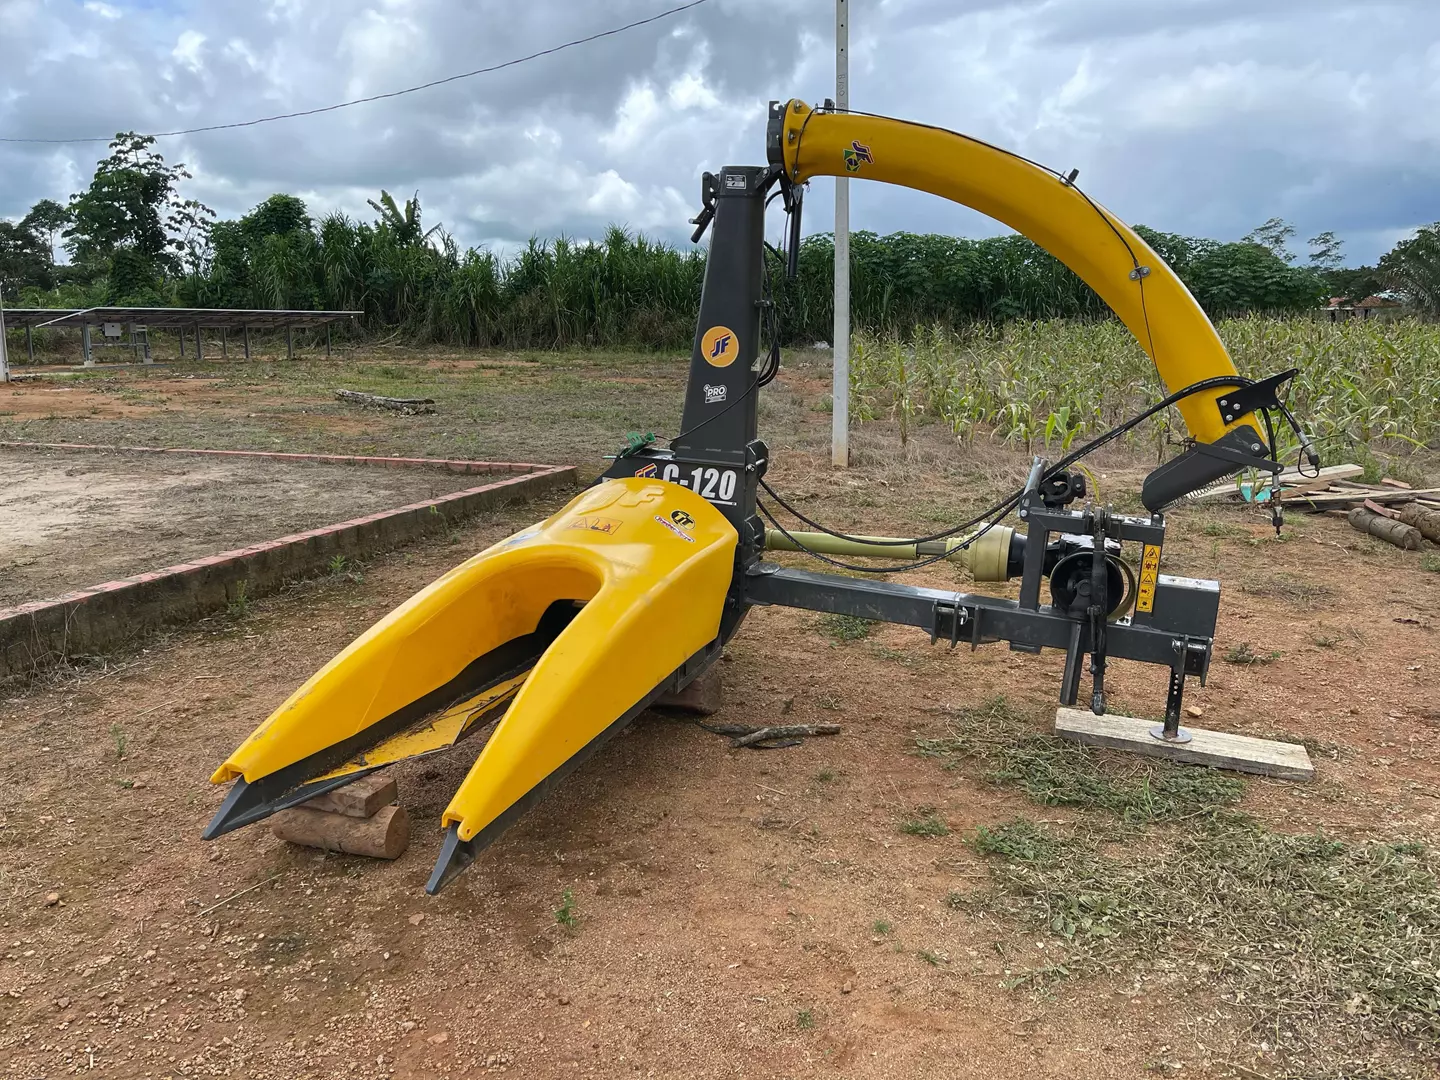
[4,307,362,367]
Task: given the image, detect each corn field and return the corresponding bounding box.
[848,316,1440,456]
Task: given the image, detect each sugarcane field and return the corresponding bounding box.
[2,5,1439,1080]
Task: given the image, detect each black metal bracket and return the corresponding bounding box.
[1214,368,1298,427]
[689,172,718,243]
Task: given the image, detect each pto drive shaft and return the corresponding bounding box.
[763,526,1019,582]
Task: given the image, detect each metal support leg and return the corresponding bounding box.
[26,326,34,363]
[1150,664,1194,744]
[286,325,294,360]
[243,326,251,360]
[195,324,203,361]
[82,323,94,366]
[179,327,185,358]
[221,328,228,359]
[142,328,150,363]
[1060,622,1084,706]
[325,324,331,358]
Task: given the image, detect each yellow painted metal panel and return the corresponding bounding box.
[311,671,532,782]
[440,478,737,842]
[211,479,737,804]
[777,100,1262,448]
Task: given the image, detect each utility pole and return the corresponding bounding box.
[832,0,850,467]
[0,280,10,384]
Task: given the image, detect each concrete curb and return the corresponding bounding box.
[0,441,552,475]
[0,453,576,683]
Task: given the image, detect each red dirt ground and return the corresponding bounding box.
[1,360,1437,1080]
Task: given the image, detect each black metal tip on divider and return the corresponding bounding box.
[426,824,477,895]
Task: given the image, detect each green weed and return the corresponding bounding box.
[795,1008,815,1031]
[227,580,250,618]
[554,888,579,930]
[900,808,951,837]
[817,613,874,643]
[110,722,127,761]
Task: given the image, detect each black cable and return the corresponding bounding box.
[1,0,712,144]
[758,373,1255,568]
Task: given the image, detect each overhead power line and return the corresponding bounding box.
[0,0,711,145]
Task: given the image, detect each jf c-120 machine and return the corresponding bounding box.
[202,99,1318,893]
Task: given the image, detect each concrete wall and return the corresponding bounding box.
[0,460,575,683]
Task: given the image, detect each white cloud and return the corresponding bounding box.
[0,0,1436,263]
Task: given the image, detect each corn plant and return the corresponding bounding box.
[849,316,1440,456]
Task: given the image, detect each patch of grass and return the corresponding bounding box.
[973,817,1063,863]
[109,722,127,761]
[1242,575,1334,608]
[554,888,579,931]
[871,919,893,936]
[916,696,1244,824]
[817,612,874,643]
[795,1008,815,1030]
[900,808,951,837]
[1223,641,1280,666]
[870,643,917,665]
[814,768,836,784]
[1200,521,1245,538]
[970,816,1440,1075]
[917,949,948,966]
[1422,552,1440,574]
[1309,630,1342,648]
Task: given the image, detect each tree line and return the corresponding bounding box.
[1,131,1433,350]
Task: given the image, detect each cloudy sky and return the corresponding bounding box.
[1,0,1435,265]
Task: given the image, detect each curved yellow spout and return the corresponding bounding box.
[776,100,1261,450]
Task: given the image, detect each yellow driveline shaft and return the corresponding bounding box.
[763,525,1014,581]
[777,100,1262,449]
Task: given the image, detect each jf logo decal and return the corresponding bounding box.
[842,140,873,173]
[700,325,738,368]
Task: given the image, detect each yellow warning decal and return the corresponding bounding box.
[1136,544,1161,614]
[568,516,623,535]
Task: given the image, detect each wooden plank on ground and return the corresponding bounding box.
[1294,487,1440,508]
[1193,463,1362,501]
[1054,708,1314,781]
[300,773,397,818]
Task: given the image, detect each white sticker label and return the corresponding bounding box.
[703,383,727,404]
[661,464,739,506]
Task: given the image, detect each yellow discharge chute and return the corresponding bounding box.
[775,100,1262,451]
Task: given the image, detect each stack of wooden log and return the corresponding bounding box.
[271,773,410,860]
[1348,500,1440,551]
[1193,462,1440,552]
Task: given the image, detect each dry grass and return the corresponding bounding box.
[920,696,1440,1078]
